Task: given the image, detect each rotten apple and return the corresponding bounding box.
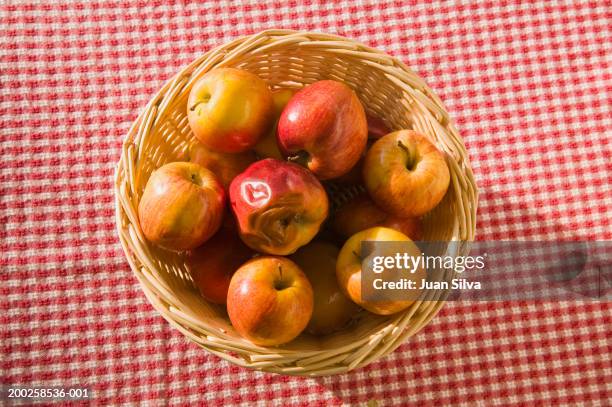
[229,158,329,255]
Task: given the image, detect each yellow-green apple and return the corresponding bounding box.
[138,162,225,251]
[187,68,273,153]
[254,88,296,159]
[189,142,256,191]
[336,227,425,315]
[363,130,450,217]
[229,158,329,255]
[366,112,391,140]
[291,241,360,335]
[333,194,422,240]
[277,80,367,180]
[227,256,313,346]
[187,223,254,304]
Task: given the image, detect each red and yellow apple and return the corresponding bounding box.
[187,223,254,304]
[254,88,296,159]
[227,256,313,346]
[229,158,329,255]
[189,142,256,191]
[333,194,422,240]
[277,80,367,180]
[187,68,273,153]
[291,241,360,335]
[138,162,225,251]
[336,227,425,315]
[363,130,450,217]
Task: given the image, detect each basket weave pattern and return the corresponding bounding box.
[115,30,477,376]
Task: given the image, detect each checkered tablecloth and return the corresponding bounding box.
[1,1,610,405]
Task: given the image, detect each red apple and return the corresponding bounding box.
[254,88,296,159]
[138,162,225,251]
[187,223,254,304]
[189,142,256,191]
[227,256,313,346]
[229,158,329,255]
[333,194,422,240]
[336,227,425,315]
[187,68,273,153]
[366,112,391,140]
[363,130,450,217]
[291,241,360,335]
[277,80,367,180]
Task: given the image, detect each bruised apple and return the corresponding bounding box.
[187,223,254,304]
[336,227,425,315]
[291,241,360,335]
[229,159,329,255]
[187,68,273,153]
[138,162,225,251]
[254,88,296,159]
[189,142,256,191]
[227,256,313,346]
[277,80,367,180]
[333,194,422,240]
[363,130,450,217]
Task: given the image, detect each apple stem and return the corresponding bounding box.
[189,97,209,112]
[398,140,417,170]
[352,250,361,261]
[287,150,310,167]
[278,264,283,280]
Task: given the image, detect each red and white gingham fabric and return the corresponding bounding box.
[1,1,610,405]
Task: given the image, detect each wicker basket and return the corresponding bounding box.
[114,30,478,376]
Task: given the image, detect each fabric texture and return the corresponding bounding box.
[1,1,610,405]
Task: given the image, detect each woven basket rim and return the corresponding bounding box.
[114,29,478,376]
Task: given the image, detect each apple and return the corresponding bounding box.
[366,112,391,140]
[187,223,254,304]
[189,142,256,191]
[336,227,425,315]
[227,256,313,346]
[229,158,329,255]
[334,111,390,185]
[363,130,450,217]
[333,194,422,240]
[254,88,296,159]
[291,241,360,335]
[187,68,273,153]
[138,162,225,251]
[277,80,367,180]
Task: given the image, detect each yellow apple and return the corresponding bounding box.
[291,241,360,335]
[187,68,273,153]
[336,227,425,315]
[254,88,296,159]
